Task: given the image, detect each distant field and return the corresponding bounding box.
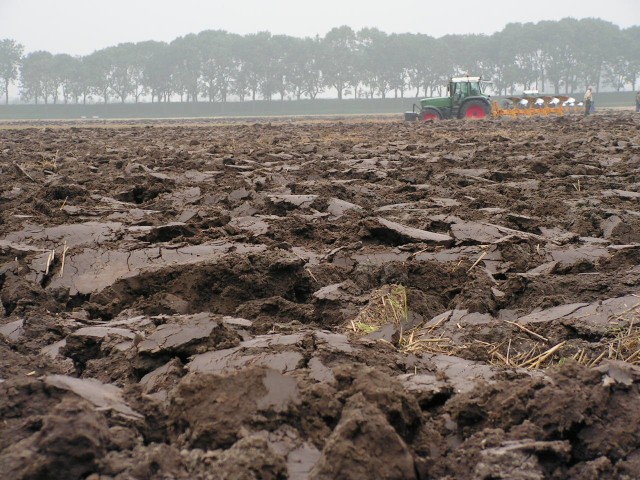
[0,91,636,120]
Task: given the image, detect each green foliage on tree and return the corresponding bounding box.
[319,26,357,100]
[4,18,640,104]
[0,39,23,104]
[20,51,54,104]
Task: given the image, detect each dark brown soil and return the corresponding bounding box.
[1,113,640,479]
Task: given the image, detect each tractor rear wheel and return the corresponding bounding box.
[460,100,490,119]
[422,108,441,121]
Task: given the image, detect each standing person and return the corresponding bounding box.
[636,90,640,113]
[584,86,593,116]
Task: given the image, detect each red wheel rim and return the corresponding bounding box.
[422,112,439,121]
[464,105,486,118]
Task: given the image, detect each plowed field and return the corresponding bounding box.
[2,113,640,479]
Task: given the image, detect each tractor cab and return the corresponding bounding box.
[406,75,493,121]
[449,77,483,102]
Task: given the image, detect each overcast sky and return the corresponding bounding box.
[1,0,638,56]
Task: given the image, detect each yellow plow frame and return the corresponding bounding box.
[491,101,567,118]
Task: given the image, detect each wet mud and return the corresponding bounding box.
[1,113,640,479]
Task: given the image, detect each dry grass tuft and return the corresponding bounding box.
[487,302,640,369]
[348,289,640,371]
[349,284,408,335]
[401,315,454,355]
[597,317,640,365]
[348,284,454,354]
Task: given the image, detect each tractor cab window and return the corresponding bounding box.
[451,82,464,102]
[452,82,470,101]
[469,82,480,96]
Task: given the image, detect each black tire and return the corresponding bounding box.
[459,99,491,119]
[421,107,442,121]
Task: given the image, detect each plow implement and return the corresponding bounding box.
[491,95,579,118]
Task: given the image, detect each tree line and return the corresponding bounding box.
[0,17,639,105]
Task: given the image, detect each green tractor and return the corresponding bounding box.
[405,76,493,121]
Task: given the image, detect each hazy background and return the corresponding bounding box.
[1,0,639,56]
